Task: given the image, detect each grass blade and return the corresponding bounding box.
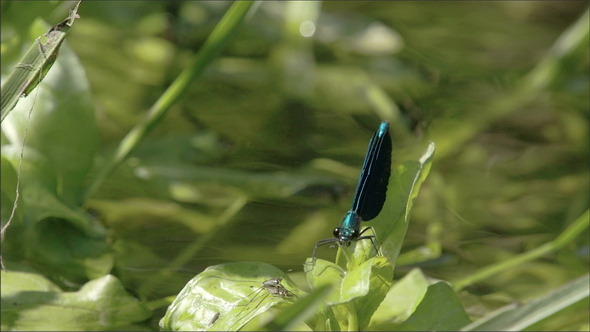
[262,284,331,331]
[0,1,81,122]
[461,274,590,331]
[453,209,589,291]
[85,1,256,200]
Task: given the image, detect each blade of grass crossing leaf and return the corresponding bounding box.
[453,209,589,291]
[0,1,81,122]
[522,9,589,91]
[84,1,255,200]
[460,274,590,331]
[262,284,331,331]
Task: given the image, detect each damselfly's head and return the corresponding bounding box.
[333,211,363,245]
[333,226,359,246]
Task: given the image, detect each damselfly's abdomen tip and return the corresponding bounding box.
[378,121,390,136]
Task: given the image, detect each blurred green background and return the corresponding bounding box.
[1,1,588,330]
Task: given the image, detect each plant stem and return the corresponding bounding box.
[346,302,359,331]
[84,1,255,200]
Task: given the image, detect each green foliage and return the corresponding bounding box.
[1,1,588,331]
[161,143,436,330]
[1,10,109,283]
[1,263,151,331]
[398,282,471,331]
[159,262,307,331]
[462,274,590,331]
[1,2,81,121]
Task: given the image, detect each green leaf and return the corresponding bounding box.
[398,281,471,331]
[2,181,112,283]
[304,257,393,330]
[369,268,431,327]
[1,1,81,122]
[304,258,345,305]
[1,269,152,331]
[1,145,57,196]
[160,262,306,331]
[362,141,436,266]
[1,5,106,282]
[339,257,384,302]
[0,262,62,292]
[461,274,590,331]
[350,257,394,328]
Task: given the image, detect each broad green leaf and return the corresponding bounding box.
[369,268,431,327]
[304,257,392,330]
[2,25,99,206]
[1,181,112,283]
[1,1,81,122]
[160,262,306,331]
[397,281,471,331]
[350,257,393,329]
[461,274,590,331]
[0,262,62,293]
[304,258,345,305]
[1,145,57,195]
[340,257,391,302]
[359,141,436,266]
[1,271,152,331]
[0,4,106,282]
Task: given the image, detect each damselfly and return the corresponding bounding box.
[311,121,391,260]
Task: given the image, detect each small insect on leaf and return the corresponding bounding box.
[231,277,297,330]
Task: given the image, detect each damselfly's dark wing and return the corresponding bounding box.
[350,122,392,221]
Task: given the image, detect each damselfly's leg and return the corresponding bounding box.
[357,227,382,256]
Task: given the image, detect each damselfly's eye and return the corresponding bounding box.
[333,227,341,237]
